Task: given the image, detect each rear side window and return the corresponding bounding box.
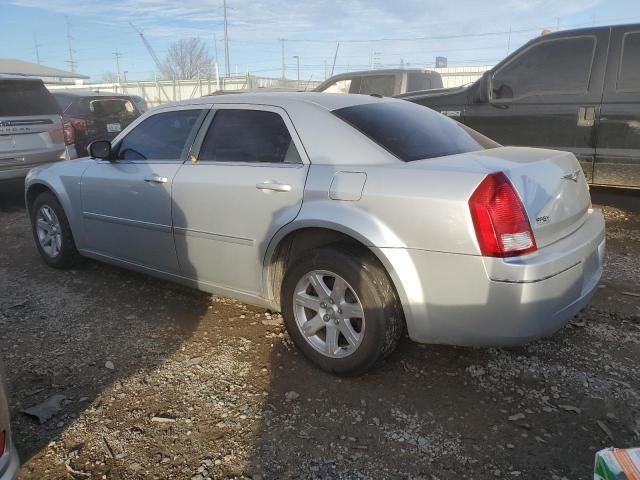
[116,109,203,161]
[0,80,59,116]
[354,75,396,96]
[619,32,640,91]
[333,101,499,162]
[199,109,301,164]
[54,95,74,113]
[89,99,137,116]
[492,36,595,99]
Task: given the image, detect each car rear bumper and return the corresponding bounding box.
[0,445,19,480]
[0,146,75,181]
[375,209,605,346]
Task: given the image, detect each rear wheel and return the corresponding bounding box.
[31,191,81,268]
[281,246,403,375]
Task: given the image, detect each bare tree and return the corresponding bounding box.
[161,38,213,80]
[101,71,119,83]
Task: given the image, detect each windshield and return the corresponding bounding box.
[333,100,499,161]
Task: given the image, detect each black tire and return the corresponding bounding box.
[30,191,82,269]
[281,245,404,375]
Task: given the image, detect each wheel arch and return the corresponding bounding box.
[25,181,57,214]
[263,221,409,320]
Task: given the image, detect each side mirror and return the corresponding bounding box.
[476,71,493,103]
[89,140,112,160]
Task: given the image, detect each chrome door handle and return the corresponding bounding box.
[256,181,291,192]
[144,175,168,184]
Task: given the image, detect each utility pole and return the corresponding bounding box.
[213,32,219,64]
[113,48,122,83]
[278,38,287,80]
[223,0,230,77]
[64,16,77,73]
[506,26,512,56]
[33,33,42,65]
[292,55,300,84]
[369,45,380,70]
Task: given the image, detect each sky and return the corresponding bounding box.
[0,0,639,82]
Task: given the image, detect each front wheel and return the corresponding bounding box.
[31,191,81,268]
[281,246,404,375]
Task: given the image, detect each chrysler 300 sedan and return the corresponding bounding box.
[24,93,605,375]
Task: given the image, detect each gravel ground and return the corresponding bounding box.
[0,184,639,480]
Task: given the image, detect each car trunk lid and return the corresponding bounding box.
[406,146,591,249]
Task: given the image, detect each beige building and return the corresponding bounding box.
[0,58,89,85]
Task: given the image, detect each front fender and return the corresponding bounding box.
[25,159,92,248]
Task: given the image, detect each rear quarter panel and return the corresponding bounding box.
[292,163,483,253]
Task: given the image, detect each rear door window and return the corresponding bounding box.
[333,100,498,161]
[198,109,301,164]
[492,36,596,100]
[116,109,203,161]
[407,72,443,92]
[618,31,640,91]
[0,80,59,116]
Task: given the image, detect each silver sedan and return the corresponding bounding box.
[25,93,605,374]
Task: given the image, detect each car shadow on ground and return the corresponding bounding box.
[1,184,638,479]
[0,187,210,475]
[241,189,640,479]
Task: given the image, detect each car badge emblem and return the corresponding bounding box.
[562,170,580,182]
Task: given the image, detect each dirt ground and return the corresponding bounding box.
[0,182,639,480]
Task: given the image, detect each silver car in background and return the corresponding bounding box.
[0,369,18,480]
[24,93,605,375]
[0,75,75,183]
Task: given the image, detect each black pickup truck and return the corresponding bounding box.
[400,24,640,189]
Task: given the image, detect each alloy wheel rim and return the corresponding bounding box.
[293,270,365,358]
[36,205,62,258]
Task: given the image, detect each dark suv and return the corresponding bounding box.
[53,91,141,156]
[401,23,640,189]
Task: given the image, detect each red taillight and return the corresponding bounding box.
[68,117,87,132]
[469,172,537,257]
[0,430,5,456]
[62,121,75,146]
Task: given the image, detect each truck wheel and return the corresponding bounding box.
[31,191,81,268]
[281,245,404,375]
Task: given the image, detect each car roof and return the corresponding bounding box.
[0,73,44,82]
[51,90,133,99]
[162,91,388,112]
[327,68,437,77]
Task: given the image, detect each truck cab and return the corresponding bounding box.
[315,69,443,97]
[401,24,640,189]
